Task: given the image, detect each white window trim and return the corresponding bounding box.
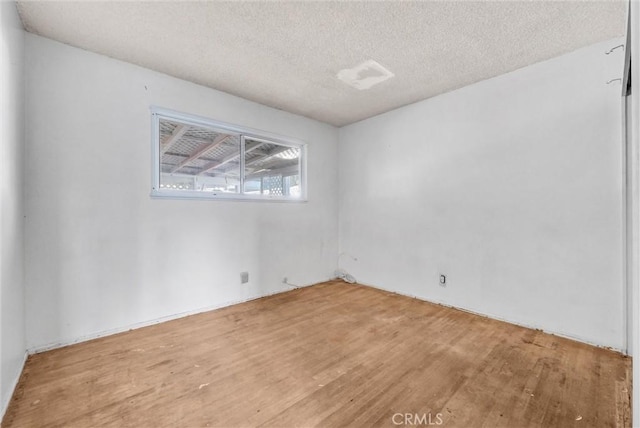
[150,106,308,202]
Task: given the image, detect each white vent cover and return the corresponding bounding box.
[337,60,395,90]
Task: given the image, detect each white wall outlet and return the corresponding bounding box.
[240,272,249,284]
[439,274,446,286]
[282,277,288,284]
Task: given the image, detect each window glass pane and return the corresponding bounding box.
[153,109,306,200]
[243,138,301,197]
[159,118,241,194]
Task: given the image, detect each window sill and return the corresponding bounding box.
[150,189,308,203]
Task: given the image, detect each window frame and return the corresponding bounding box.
[150,106,307,202]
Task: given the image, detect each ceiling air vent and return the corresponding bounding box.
[337,60,395,90]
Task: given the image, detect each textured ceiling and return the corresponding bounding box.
[17,1,627,127]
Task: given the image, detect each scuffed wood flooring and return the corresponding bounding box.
[3,281,631,427]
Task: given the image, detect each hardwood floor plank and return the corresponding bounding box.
[2,281,631,427]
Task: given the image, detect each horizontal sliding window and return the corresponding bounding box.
[151,107,306,201]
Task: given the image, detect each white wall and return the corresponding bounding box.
[628,1,640,425]
[0,1,26,418]
[24,34,339,351]
[339,37,627,350]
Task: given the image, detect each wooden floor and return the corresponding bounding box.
[3,281,631,427]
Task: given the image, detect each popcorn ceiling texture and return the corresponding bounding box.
[17,1,627,127]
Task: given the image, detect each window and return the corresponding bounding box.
[151,107,306,201]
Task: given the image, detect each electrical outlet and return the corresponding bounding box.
[240,272,249,284]
[282,277,288,284]
[439,274,446,286]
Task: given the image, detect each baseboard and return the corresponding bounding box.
[27,277,624,355]
[27,279,329,355]
[1,350,28,424]
[354,280,625,354]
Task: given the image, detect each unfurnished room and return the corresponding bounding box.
[1,1,640,427]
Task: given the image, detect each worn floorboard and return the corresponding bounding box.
[2,281,631,427]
